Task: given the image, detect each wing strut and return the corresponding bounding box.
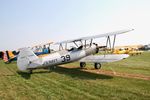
[112,35,116,52]
[80,40,83,46]
[106,36,111,50]
[73,41,79,47]
[59,43,64,50]
[90,39,93,47]
[84,40,87,48]
[105,34,117,54]
[65,43,67,50]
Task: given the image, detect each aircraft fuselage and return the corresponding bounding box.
[26,45,97,70]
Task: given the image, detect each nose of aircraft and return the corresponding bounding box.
[92,43,99,53]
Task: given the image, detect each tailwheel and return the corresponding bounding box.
[80,62,86,68]
[94,63,101,69]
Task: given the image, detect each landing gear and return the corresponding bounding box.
[48,67,51,72]
[28,70,33,74]
[80,62,86,68]
[80,62,101,69]
[94,63,101,69]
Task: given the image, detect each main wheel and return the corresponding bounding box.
[94,63,101,69]
[80,62,86,68]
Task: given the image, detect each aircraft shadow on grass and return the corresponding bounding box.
[17,71,31,79]
[52,66,113,80]
[17,66,113,80]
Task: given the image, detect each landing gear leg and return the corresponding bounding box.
[94,63,101,69]
[29,70,33,74]
[80,62,86,68]
[48,67,51,72]
[49,66,56,70]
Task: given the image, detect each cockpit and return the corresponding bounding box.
[68,45,83,51]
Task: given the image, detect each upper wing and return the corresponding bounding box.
[79,54,129,63]
[55,29,134,44]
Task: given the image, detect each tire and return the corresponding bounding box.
[94,63,101,69]
[80,62,86,68]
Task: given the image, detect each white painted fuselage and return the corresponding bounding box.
[17,45,97,71]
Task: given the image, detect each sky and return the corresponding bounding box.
[0,0,150,51]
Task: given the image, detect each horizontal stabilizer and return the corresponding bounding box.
[79,54,129,63]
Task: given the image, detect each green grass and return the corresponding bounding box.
[103,51,150,76]
[0,52,150,100]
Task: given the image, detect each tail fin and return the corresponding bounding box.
[3,51,16,63]
[17,48,38,71]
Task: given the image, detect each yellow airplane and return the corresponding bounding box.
[113,48,143,55]
[1,51,17,63]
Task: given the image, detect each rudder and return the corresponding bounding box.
[17,48,38,71]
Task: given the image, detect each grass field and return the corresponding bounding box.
[0,52,150,100]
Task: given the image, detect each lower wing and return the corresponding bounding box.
[79,54,129,63]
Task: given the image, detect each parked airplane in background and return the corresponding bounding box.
[0,42,53,64]
[0,50,18,63]
[113,48,143,56]
[17,29,134,74]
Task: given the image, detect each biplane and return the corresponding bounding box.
[17,29,134,73]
